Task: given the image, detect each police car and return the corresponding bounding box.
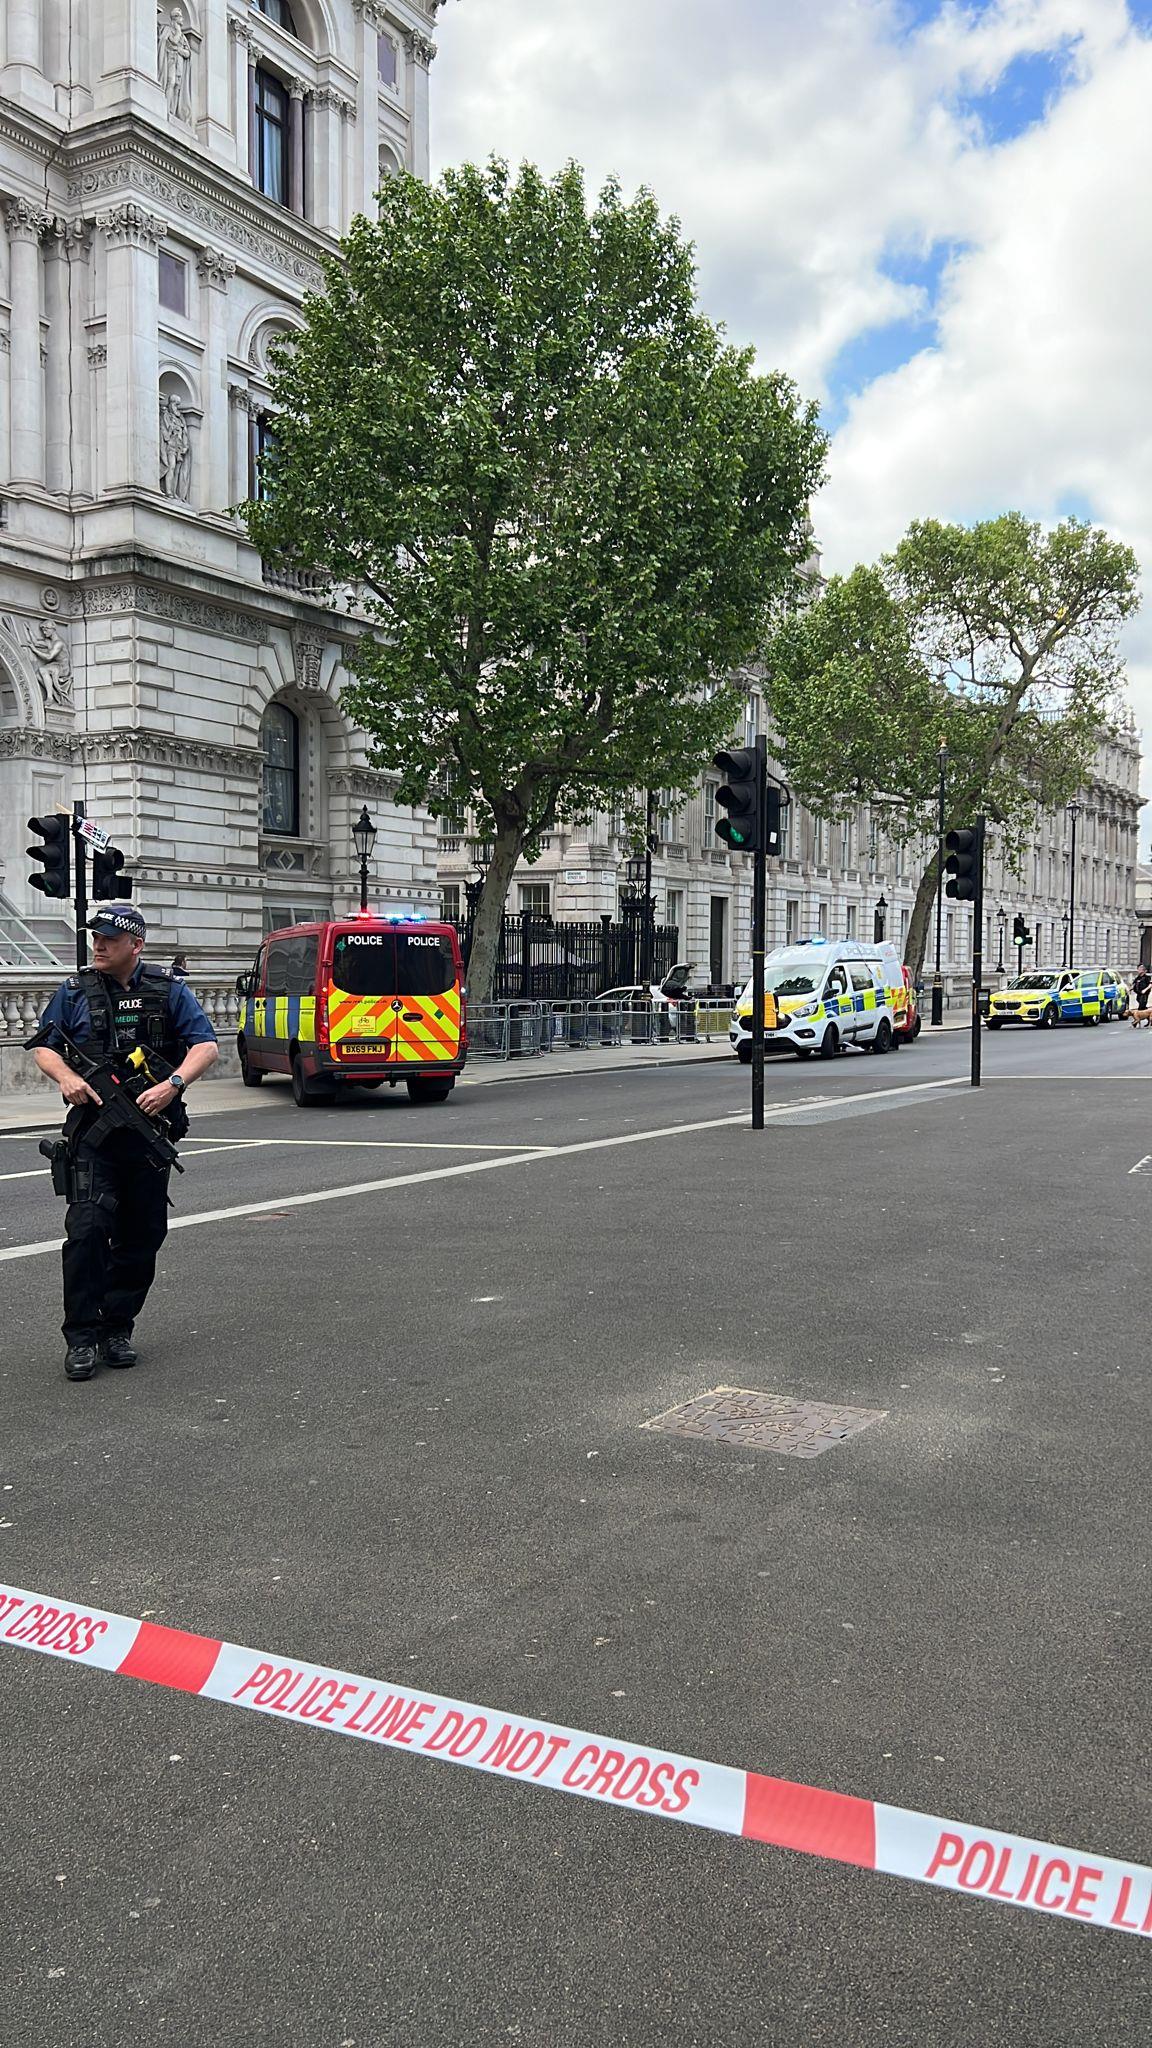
[985,967,1123,1029]
[729,939,910,1061]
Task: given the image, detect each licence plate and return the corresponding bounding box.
[341,1039,387,1055]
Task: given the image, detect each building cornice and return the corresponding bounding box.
[63,117,333,291]
[0,98,65,160]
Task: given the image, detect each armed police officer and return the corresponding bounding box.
[30,904,218,1381]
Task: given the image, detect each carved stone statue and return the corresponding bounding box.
[27,616,73,709]
[159,393,192,500]
[157,8,193,124]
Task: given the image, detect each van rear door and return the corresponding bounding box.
[326,928,461,1067]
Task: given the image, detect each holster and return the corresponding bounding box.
[38,1137,74,1200]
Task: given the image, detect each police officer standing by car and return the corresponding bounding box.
[30,905,219,1381]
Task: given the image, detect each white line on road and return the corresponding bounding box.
[0,1076,964,1264]
[184,1136,561,1154]
[0,1168,48,1183]
[1128,1155,1152,1175]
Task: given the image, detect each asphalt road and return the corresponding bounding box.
[2,1020,1150,2046]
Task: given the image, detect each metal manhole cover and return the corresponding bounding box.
[642,1386,886,1459]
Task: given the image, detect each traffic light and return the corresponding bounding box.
[713,747,760,852]
[27,815,70,900]
[944,824,982,901]
[1012,912,1031,947]
[91,844,131,900]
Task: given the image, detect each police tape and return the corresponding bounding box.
[2,1579,1149,1938]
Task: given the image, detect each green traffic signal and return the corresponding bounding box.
[713,746,760,853]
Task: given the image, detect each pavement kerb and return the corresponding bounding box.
[0,1022,971,1137]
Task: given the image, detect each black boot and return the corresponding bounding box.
[64,1343,99,1381]
[101,1332,138,1369]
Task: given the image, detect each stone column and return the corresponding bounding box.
[312,89,354,237]
[350,0,382,216]
[405,30,435,181]
[228,13,256,181]
[200,0,235,159]
[44,219,91,495]
[96,204,167,493]
[197,247,236,517]
[0,329,10,488]
[96,0,168,120]
[2,0,54,113]
[5,199,50,485]
[228,384,255,504]
[288,78,310,218]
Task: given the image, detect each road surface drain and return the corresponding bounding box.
[642,1387,886,1459]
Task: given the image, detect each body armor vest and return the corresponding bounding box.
[72,967,185,1067]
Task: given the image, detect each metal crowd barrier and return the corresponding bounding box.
[466,999,712,1060]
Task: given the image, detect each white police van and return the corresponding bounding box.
[729,938,908,1062]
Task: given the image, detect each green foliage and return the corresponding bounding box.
[768,513,1141,863]
[243,155,826,850]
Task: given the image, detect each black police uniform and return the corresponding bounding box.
[36,964,216,1348]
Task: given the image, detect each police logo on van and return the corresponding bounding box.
[339,934,385,946]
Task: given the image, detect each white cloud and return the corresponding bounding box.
[432,0,1152,807]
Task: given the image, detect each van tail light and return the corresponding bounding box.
[318,982,331,1049]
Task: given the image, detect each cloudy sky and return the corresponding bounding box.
[431,0,1152,816]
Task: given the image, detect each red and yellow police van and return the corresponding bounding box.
[236,916,466,1107]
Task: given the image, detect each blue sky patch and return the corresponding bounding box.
[961,45,1077,144]
[823,315,935,430]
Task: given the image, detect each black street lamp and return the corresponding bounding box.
[1066,799,1082,972]
[996,904,1006,975]
[351,805,377,913]
[932,741,947,1024]
[873,893,887,944]
[463,866,485,919]
[1061,908,1071,969]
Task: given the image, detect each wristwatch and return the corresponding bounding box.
[169,1073,187,1094]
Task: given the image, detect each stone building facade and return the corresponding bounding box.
[0,0,442,973]
[438,677,1144,991]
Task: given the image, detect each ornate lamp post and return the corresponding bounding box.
[351,805,377,913]
[1066,799,1082,972]
[873,892,887,944]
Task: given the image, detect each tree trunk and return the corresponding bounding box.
[466,822,524,1007]
[905,853,942,982]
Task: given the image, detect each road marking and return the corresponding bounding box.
[0,1579,1147,1939]
[0,1079,965,1264]
[185,1137,560,1154]
[0,1168,49,1183]
[1128,1156,1152,1176]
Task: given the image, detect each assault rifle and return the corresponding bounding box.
[25,1025,184,1176]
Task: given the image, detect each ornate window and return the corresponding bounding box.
[261,702,299,835]
[378,32,398,88]
[257,0,299,34]
[249,412,277,501]
[254,68,290,204]
[158,251,188,316]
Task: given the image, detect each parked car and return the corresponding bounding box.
[986,968,1113,1029]
[594,964,693,1010]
